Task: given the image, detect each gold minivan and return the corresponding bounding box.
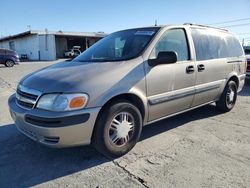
[9,24,246,157]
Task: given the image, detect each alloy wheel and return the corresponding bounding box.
[108,112,135,147]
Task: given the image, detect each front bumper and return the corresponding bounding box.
[13,57,20,64]
[8,94,101,148]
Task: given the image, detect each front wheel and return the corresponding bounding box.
[92,101,142,158]
[5,60,15,67]
[216,80,237,112]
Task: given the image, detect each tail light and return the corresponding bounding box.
[244,58,247,73]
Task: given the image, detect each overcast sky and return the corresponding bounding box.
[0,0,250,44]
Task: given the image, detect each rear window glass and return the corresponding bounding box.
[191,28,243,61]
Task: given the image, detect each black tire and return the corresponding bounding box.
[216,80,237,112]
[92,100,142,158]
[5,60,15,67]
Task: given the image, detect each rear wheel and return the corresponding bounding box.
[216,80,237,112]
[92,101,142,158]
[5,60,14,67]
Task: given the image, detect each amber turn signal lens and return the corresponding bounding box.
[69,96,86,108]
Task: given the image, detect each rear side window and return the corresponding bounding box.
[152,29,190,61]
[191,28,243,61]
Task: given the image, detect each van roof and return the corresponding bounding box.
[183,23,228,32]
[130,24,229,33]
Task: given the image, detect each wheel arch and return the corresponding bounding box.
[99,93,146,120]
[91,92,147,142]
[5,59,15,63]
[228,75,239,89]
[226,73,239,89]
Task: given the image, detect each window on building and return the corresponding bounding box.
[9,41,15,51]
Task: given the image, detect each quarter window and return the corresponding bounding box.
[226,36,243,57]
[152,29,190,61]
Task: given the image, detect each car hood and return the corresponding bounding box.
[20,60,143,94]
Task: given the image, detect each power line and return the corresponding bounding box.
[222,22,250,28]
[210,17,250,25]
[235,33,250,35]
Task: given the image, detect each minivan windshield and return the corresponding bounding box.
[73,27,160,62]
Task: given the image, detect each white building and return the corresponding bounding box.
[0,30,106,60]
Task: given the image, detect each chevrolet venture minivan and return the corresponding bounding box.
[9,24,246,157]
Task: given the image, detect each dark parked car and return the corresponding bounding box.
[243,46,250,78]
[0,48,20,67]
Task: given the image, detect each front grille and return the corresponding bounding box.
[17,100,34,109]
[15,85,42,110]
[25,115,61,126]
[17,89,38,100]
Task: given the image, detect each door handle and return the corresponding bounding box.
[186,65,195,74]
[197,64,205,72]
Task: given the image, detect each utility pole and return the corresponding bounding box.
[155,19,158,26]
[45,28,48,51]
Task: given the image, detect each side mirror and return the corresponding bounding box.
[148,51,177,66]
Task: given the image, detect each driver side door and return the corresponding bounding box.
[145,28,196,122]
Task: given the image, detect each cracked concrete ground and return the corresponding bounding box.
[0,61,250,187]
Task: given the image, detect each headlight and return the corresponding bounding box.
[36,93,88,111]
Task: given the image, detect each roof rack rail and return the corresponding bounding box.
[183,23,228,32]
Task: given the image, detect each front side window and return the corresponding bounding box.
[151,29,190,61]
[73,28,160,62]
